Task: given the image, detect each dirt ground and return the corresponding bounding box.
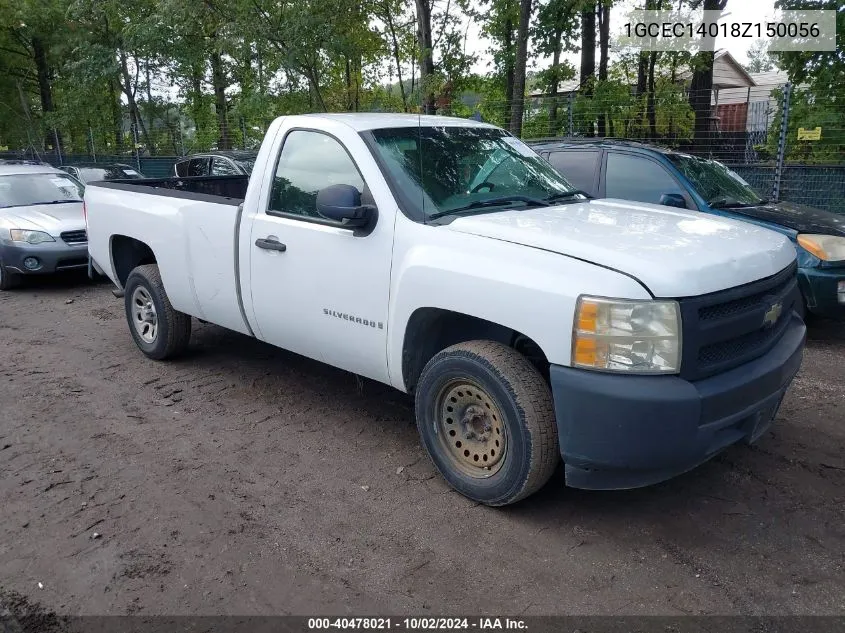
[1,274,844,618]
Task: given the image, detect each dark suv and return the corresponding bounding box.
[531,139,845,320]
[174,151,257,177]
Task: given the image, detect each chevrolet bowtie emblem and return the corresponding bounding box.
[763,302,783,328]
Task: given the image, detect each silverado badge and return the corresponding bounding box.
[762,302,783,328]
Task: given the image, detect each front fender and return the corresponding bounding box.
[386,226,651,391]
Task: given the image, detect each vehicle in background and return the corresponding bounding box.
[86,114,804,505]
[173,151,257,177]
[531,139,845,320]
[60,163,145,183]
[0,162,88,289]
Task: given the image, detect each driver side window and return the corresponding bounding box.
[269,130,365,218]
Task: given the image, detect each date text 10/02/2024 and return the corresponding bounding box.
[307,618,529,630]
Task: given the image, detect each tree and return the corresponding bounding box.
[687,0,728,145]
[509,0,533,136]
[773,0,843,99]
[533,0,579,135]
[745,40,775,74]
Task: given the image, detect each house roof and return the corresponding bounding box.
[678,49,756,89]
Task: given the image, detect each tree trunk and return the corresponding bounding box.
[579,5,595,89]
[509,0,532,137]
[597,2,610,137]
[210,51,231,150]
[579,4,596,136]
[503,18,514,128]
[31,37,60,154]
[415,0,436,113]
[144,59,154,139]
[109,76,123,151]
[689,50,715,145]
[345,57,353,111]
[647,52,657,139]
[384,4,408,111]
[689,0,727,146]
[118,51,153,153]
[547,27,563,136]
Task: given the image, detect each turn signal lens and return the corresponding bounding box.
[797,234,845,262]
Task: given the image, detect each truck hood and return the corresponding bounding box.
[445,198,796,298]
[0,202,85,236]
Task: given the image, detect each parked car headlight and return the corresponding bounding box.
[572,296,681,374]
[797,234,845,262]
[9,229,55,244]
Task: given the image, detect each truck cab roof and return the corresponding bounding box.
[295,112,497,132]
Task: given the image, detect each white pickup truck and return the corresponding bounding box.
[85,114,806,505]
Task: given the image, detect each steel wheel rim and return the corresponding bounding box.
[131,286,158,344]
[435,379,507,478]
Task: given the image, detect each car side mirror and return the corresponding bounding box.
[316,184,375,228]
[660,192,687,209]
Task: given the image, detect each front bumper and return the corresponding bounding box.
[0,240,89,275]
[799,266,845,320]
[550,313,806,490]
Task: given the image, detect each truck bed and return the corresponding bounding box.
[85,176,251,336]
[99,175,249,202]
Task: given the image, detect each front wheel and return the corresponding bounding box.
[124,264,191,360]
[414,340,559,506]
[0,260,21,291]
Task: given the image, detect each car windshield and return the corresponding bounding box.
[77,166,143,182]
[235,158,255,174]
[668,154,765,207]
[0,173,84,208]
[369,126,581,219]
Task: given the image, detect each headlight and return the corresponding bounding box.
[572,296,681,374]
[10,229,55,244]
[797,234,845,262]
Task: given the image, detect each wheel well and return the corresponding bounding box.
[111,235,157,287]
[402,308,549,393]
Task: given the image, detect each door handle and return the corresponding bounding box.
[255,237,287,252]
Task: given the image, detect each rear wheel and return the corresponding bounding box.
[414,340,559,506]
[0,260,20,291]
[123,264,191,360]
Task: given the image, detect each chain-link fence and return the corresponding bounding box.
[2,83,843,213]
[439,84,845,213]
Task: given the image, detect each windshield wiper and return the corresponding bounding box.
[709,198,765,209]
[544,190,592,203]
[429,195,549,220]
[29,200,80,206]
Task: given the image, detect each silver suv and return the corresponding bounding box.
[0,160,88,290]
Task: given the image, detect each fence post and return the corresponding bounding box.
[567,93,574,138]
[88,127,96,162]
[772,82,792,203]
[53,129,62,165]
[132,121,141,171]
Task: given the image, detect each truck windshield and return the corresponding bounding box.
[667,154,765,208]
[0,173,84,209]
[369,126,581,219]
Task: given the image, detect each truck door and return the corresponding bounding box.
[245,127,394,384]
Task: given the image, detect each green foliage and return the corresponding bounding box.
[767,87,845,164]
[773,0,844,100]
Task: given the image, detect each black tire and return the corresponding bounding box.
[123,264,191,360]
[0,260,21,291]
[414,340,559,506]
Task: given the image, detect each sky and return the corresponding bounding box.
[463,0,780,77]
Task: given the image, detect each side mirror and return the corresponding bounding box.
[316,184,375,228]
[660,192,687,209]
